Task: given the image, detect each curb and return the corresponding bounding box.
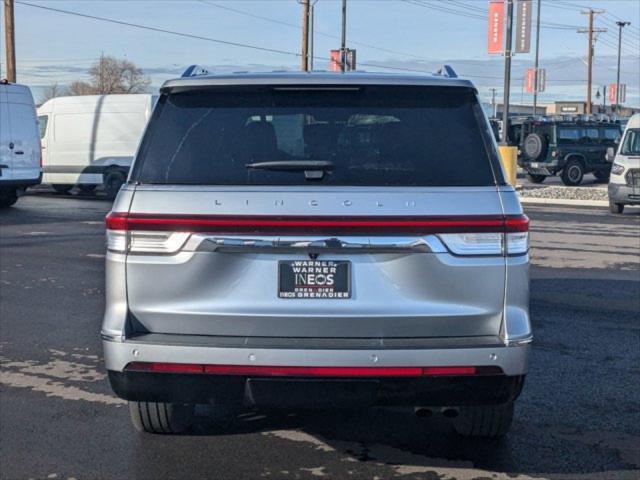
[518,197,609,207]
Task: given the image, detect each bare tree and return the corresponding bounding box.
[40,83,67,103]
[67,80,96,96]
[69,55,151,95]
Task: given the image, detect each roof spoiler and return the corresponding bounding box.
[435,65,458,78]
[182,65,209,78]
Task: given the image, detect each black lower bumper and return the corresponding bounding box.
[608,183,640,204]
[0,174,42,189]
[108,371,525,408]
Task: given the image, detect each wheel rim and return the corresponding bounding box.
[567,165,581,182]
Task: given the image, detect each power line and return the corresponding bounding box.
[10,0,443,78]
[15,1,303,58]
[198,0,436,61]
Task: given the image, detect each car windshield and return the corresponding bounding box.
[132,86,502,186]
[620,129,640,155]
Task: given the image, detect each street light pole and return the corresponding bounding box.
[532,0,541,115]
[340,0,347,72]
[615,21,630,112]
[309,1,316,70]
[501,0,514,144]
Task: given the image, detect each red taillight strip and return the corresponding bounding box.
[124,362,502,377]
[106,212,528,235]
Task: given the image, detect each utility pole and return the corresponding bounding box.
[4,0,16,82]
[300,0,310,71]
[578,9,606,115]
[491,88,497,117]
[501,0,514,144]
[532,0,541,115]
[615,21,630,112]
[340,0,347,72]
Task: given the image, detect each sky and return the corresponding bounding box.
[1,0,639,106]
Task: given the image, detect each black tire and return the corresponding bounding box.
[103,169,126,200]
[453,402,514,438]
[593,170,610,183]
[609,199,624,214]
[0,187,18,208]
[525,173,546,184]
[523,133,548,161]
[560,159,585,186]
[78,184,97,195]
[52,184,73,194]
[128,401,195,434]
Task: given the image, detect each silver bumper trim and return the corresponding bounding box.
[103,339,530,376]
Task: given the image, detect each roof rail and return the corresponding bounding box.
[435,65,458,78]
[182,65,209,78]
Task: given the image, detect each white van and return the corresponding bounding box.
[607,114,640,214]
[0,81,42,208]
[37,94,156,198]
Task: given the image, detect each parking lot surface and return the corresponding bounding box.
[1,193,639,480]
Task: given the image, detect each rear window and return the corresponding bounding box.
[132,86,502,186]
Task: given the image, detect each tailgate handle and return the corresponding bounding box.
[197,236,445,254]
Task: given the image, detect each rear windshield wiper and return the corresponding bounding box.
[245,160,334,180]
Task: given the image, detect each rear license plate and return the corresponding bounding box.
[279,260,351,299]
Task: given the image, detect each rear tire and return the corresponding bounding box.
[609,199,624,214]
[128,401,195,434]
[52,184,73,194]
[560,159,584,186]
[104,169,126,200]
[0,187,18,208]
[525,173,546,184]
[452,402,514,438]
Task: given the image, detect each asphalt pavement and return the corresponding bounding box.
[1,192,639,480]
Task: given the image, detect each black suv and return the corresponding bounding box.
[515,118,621,185]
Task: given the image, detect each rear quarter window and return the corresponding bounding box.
[132,85,503,187]
[38,115,48,139]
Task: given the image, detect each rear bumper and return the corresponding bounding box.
[0,173,42,188]
[108,369,525,407]
[608,183,640,204]
[103,336,530,406]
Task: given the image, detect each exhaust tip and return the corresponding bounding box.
[441,408,459,418]
[414,407,433,418]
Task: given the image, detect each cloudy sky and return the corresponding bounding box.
[2,0,639,105]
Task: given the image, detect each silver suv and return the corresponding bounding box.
[102,71,531,436]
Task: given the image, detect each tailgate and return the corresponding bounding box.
[119,187,509,339]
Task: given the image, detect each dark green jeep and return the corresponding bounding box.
[516,119,622,185]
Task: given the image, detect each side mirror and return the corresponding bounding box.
[605,147,616,163]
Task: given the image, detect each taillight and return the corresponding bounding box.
[105,212,529,256]
[105,212,190,254]
[439,214,528,256]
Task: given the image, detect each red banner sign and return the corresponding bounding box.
[526,68,535,93]
[330,50,341,72]
[488,1,505,54]
[609,84,626,104]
